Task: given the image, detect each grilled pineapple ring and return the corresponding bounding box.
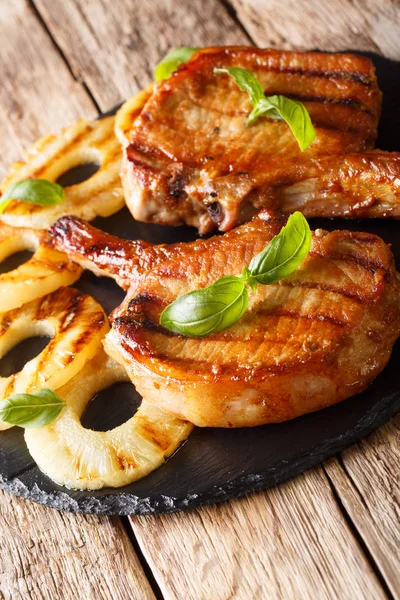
[0,223,82,312]
[0,287,108,431]
[0,116,124,229]
[25,351,193,490]
[115,85,154,147]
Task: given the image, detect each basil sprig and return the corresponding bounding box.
[160,212,311,337]
[160,276,249,338]
[0,179,65,214]
[0,388,66,428]
[248,210,312,284]
[214,67,316,151]
[155,47,199,81]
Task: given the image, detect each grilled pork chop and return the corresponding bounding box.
[49,212,400,428]
[121,47,400,233]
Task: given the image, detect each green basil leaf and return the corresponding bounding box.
[160,275,249,337]
[249,212,312,285]
[213,66,264,106]
[214,66,316,151]
[0,388,66,428]
[155,47,199,81]
[248,95,316,150]
[0,179,64,214]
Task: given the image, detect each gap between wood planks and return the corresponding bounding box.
[218,0,255,44]
[27,0,102,113]
[24,0,398,596]
[120,516,165,600]
[322,462,394,600]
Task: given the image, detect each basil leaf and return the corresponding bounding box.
[248,95,316,150]
[214,66,316,150]
[213,67,264,106]
[0,388,66,428]
[160,275,249,337]
[249,212,312,285]
[0,179,64,214]
[155,47,199,81]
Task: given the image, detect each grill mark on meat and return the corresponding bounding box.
[256,308,348,328]
[309,249,391,277]
[311,123,372,137]
[128,349,327,376]
[270,67,374,86]
[120,299,350,345]
[277,279,364,300]
[139,312,347,343]
[181,99,372,135]
[145,248,389,289]
[263,91,374,115]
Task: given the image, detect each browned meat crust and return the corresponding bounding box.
[49,213,400,427]
[120,46,397,233]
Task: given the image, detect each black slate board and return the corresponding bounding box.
[0,52,399,515]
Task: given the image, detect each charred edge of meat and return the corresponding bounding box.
[206,201,223,224]
[47,215,82,247]
[167,168,187,201]
[127,293,164,313]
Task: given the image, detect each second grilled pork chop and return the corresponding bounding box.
[49,212,400,428]
[121,47,400,233]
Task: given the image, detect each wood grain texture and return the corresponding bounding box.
[32,0,249,111]
[0,491,155,600]
[0,0,96,177]
[130,467,386,600]
[325,415,400,599]
[229,0,400,60]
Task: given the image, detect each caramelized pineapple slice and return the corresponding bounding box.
[0,116,124,229]
[115,85,154,147]
[0,223,82,312]
[0,287,108,430]
[25,351,193,490]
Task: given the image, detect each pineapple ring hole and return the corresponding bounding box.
[0,249,34,274]
[0,320,54,378]
[0,335,52,378]
[0,229,39,274]
[55,148,101,187]
[56,162,100,187]
[81,382,142,432]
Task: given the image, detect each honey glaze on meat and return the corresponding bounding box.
[49,212,400,428]
[121,47,400,233]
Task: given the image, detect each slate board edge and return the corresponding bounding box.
[2,52,400,516]
[1,390,398,515]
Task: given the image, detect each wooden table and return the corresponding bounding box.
[0,1,399,598]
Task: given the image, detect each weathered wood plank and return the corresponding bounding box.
[0,0,96,176]
[32,0,249,111]
[0,4,154,599]
[0,491,155,600]
[229,0,400,60]
[130,467,386,600]
[325,415,400,599]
